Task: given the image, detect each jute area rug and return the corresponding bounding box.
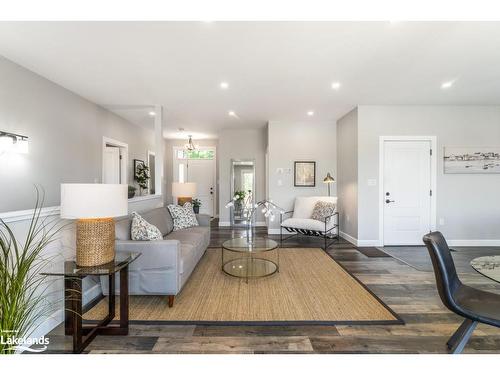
[84,248,401,324]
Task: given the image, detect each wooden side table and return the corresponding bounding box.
[43,252,140,353]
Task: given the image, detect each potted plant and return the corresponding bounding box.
[128,185,137,199]
[192,198,202,214]
[0,188,64,354]
[135,163,150,196]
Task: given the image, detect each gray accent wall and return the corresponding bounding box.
[267,121,337,231]
[357,105,500,243]
[0,56,154,212]
[218,128,267,224]
[336,108,358,240]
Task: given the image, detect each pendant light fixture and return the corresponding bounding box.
[185,135,198,151]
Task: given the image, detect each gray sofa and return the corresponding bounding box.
[100,206,211,307]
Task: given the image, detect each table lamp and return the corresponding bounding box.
[323,172,335,196]
[172,182,197,206]
[60,183,128,267]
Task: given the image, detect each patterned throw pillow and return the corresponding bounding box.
[130,212,163,241]
[167,202,199,231]
[310,201,336,222]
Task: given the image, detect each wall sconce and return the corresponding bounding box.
[0,131,29,154]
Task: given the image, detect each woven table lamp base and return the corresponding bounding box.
[76,218,115,266]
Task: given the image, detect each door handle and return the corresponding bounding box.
[385,199,395,204]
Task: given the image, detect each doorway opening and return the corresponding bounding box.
[102,137,128,184]
[147,150,156,195]
[173,146,216,217]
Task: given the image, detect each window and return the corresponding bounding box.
[176,149,215,160]
[242,171,253,193]
[178,164,185,183]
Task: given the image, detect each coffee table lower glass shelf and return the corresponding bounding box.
[221,238,279,282]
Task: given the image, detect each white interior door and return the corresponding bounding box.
[172,147,216,217]
[103,146,120,184]
[187,159,215,216]
[383,140,432,245]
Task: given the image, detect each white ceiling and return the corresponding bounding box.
[1,21,500,139]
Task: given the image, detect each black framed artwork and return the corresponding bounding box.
[294,161,316,187]
[133,159,145,180]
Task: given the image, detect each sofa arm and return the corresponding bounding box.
[196,214,211,227]
[102,239,182,296]
[115,239,181,272]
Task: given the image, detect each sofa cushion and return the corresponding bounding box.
[131,212,163,241]
[292,196,338,219]
[140,207,174,236]
[281,218,335,232]
[165,226,210,250]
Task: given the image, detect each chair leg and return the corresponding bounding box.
[168,295,175,308]
[447,318,478,354]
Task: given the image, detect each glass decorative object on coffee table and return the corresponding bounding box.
[221,238,279,283]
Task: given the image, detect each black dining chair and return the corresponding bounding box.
[423,231,500,354]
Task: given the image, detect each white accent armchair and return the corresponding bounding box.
[280,196,339,250]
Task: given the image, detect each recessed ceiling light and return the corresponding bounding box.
[441,80,455,89]
[228,111,236,117]
[307,111,314,116]
[331,82,341,90]
[148,111,156,117]
[220,82,229,89]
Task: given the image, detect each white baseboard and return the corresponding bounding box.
[447,239,500,247]
[339,231,358,246]
[83,283,103,305]
[219,221,268,228]
[357,240,383,247]
[29,309,64,342]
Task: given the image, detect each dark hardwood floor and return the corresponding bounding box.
[45,220,500,354]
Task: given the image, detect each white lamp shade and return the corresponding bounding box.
[60,184,128,219]
[172,182,197,197]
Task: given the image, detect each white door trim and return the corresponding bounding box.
[172,146,217,216]
[102,136,128,185]
[147,150,155,194]
[378,136,437,246]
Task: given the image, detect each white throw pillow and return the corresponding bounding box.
[167,202,199,231]
[130,212,163,241]
[311,201,336,222]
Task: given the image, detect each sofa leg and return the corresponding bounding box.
[168,295,175,308]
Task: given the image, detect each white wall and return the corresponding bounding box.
[336,108,358,241]
[0,55,163,341]
[0,55,155,212]
[357,105,500,245]
[267,121,337,232]
[218,128,267,225]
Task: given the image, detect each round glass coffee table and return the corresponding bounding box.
[471,256,500,283]
[221,237,279,282]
